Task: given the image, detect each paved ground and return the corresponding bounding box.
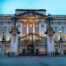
[0,56,66,66]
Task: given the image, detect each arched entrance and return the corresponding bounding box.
[19,33,47,55]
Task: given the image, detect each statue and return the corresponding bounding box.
[10,17,20,56]
[45,25,55,56]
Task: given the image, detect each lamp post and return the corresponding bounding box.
[1,32,6,55]
[59,31,64,55]
[31,32,34,55]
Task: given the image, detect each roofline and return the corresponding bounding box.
[0,14,14,16]
[16,9,46,11]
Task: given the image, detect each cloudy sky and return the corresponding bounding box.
[0,0,66,14]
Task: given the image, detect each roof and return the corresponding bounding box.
[52,15,66,20]
[16,9,46,11]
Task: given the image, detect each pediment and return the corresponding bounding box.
[17,11,45,17]
[16,9,46,16]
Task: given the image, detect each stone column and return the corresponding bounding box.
[27,24,29,34]
[33,23,35,33]
[60,42,64,55]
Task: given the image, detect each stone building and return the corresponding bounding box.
[0,9,66,55]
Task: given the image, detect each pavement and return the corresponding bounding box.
[0,56,66,66]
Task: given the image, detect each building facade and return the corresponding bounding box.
[0,9,66,55]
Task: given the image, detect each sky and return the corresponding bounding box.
[0,0,66,15]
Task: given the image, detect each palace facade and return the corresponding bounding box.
[0,9,66,55]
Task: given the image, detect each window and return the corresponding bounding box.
[22,24,27,34]
[51,22,53,24]
[41,24,44,27]
[3,26,7,32]
[58,22,61,25]
[35,24,39,33]
[29,27,33,33]
[55,26,57,31]
[61,26,64,32]
[0,22,3,25]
